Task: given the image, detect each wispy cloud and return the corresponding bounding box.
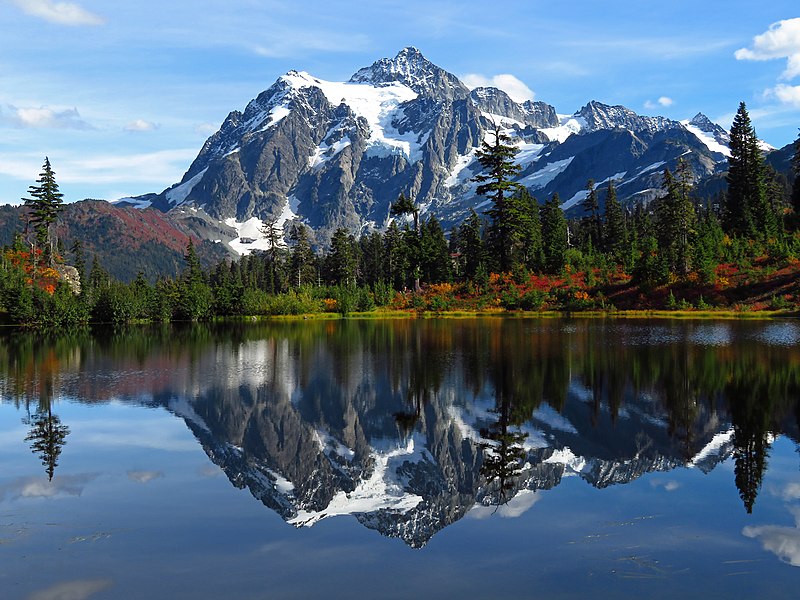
[742,505,800,567]
[0,104,93,129]
[736,18,800,80]
[461,73,536,102]
[250,30,370,58]
[0,149,195,187]
[9,0,105,27]
[0,473,99,501]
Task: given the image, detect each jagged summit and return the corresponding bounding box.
[577,100,680,134]
[349,46,469,101]
[681,112,730,156]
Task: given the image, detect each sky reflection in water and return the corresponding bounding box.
[0,318,799,599]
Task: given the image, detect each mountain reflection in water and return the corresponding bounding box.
[1,318,798,548]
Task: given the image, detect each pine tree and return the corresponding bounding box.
[655,161,697,277]
[791,129,800,215]
[725,102,776,239]
[540,192,568,274]
[22,157,64,267]
[391,193,421,290]
[602,180,627,264]
[473,125,523,272]
[457,208,485,280]
[420,215,451,283]
[289,224,316,287]
[327,228,358,286]
[581,179,602,250]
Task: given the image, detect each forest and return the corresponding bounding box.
[1,102,799,327]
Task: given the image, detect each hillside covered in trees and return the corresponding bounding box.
[1,103,799,327]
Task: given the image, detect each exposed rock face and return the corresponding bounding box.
[56,264,81,295]
[130,47,774,252]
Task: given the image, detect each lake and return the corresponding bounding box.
[1,317,799,599]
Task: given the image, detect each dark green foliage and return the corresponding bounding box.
[473,125,524,272]
[420,215,451,283]
[725,102,777,239]
[22,157,64,264]
[655,162,698,277]
[456,208,485,281]
[540,193,568,274]
[791,129,800,215]
[602,180,627,263]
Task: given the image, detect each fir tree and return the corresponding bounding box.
[602,180,627,263]
[473,124,523,272]
[725,102,776,239]
[580,179,602,250]
[391,193,421,290]
[289,224,316,287]
[22,157,64,267]
[791,128,800,215]
[655,161,697,277]
[540,192,568,274]
[457,208,485,281]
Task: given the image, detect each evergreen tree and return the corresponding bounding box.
[655,161,697,277]
[327,227,358,286]
[70,239,86,290]
[515,187,543,271]
[602,180,627,263]
[22,157,64,267]
[420,215,451,283]
[580,179,602,250]
[391,193,421,290]
[725,102,775,238]
[473,125,523,272]
[289,224,316,287]
[457,208,485,281]
[25,403,70,481]
[792,129,800,215]
[540,192,568,274]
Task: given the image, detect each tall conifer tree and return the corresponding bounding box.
[473,125,523,272]
[22,157,64,266]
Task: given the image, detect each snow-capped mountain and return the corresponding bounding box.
[141,47,737,252]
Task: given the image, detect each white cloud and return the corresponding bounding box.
[9,0,105,26]
[765,84,800,107]
[742,505,800,567]
[124,119,159,132]
[644,96,675,110]
[1,104,92,130]
[460,73,536,103]
[735,18,800,80]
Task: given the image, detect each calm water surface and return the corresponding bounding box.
[0,318,799,599]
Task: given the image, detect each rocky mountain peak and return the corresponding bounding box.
[349,46,469,101]
[578,100,679,134]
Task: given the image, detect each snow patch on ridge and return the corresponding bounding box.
[681,121,730,156]
[540,115,587,143]
[225,196,300,255]
[166,168,208,206]
[519,157,574,189]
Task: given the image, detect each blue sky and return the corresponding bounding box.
[0,0,798,204]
